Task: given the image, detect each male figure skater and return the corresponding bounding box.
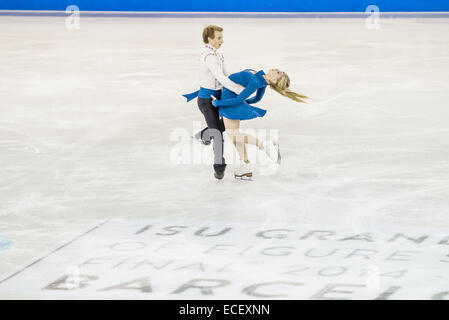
[183,25,243,180]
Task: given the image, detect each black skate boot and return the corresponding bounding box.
[213,163,226,180]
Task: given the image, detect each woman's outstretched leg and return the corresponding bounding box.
[224,117,281,166]
[223,117,263,163]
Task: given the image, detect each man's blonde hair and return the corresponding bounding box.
[202,25,223,44]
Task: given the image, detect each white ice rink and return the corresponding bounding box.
[0,15,449,299]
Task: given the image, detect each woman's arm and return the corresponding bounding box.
[205,55,243,95]
[245,86,266,105]
[213,79,259,107]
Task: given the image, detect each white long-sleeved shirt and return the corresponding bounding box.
[199,44,243,95]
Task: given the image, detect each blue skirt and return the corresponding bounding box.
[218,88,267,120]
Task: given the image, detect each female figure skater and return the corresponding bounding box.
[212,68,309,178]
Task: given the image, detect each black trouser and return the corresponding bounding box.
[197,97,226,172]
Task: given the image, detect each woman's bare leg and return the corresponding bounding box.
[223,117,263,163]
[223,118,246,162]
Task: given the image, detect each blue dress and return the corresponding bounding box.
[212,69,268,120]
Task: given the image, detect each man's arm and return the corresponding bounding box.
[222,61,231,77]
[205,55,243,95]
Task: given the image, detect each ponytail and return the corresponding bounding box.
[269,72,309,103]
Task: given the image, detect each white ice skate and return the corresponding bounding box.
[262,140,281,164]
[234,161,253,179]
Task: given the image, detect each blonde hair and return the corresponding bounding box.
[269,71,309,103]
[202,25,223,44]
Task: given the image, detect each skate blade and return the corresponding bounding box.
[234,173,253,180]
[214,173,224,180]
[191,135,211,146]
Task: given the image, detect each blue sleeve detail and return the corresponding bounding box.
[225,71,248,88]
[245,86,266,104]
[214,78,259,107]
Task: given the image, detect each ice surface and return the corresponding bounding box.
[0,16,448,299]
